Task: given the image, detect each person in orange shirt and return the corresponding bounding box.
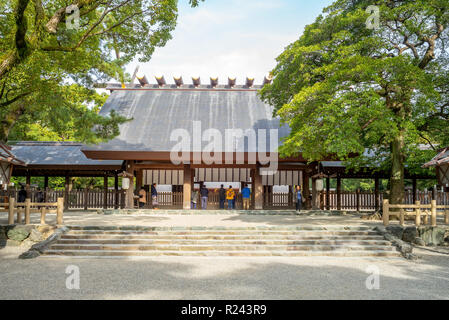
[226,186,235,209]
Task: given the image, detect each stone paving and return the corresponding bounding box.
[1,210,387,228]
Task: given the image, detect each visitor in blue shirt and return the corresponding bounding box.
[241,184,251,210]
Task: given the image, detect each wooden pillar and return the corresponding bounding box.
[336,176,342,211]
[125,161,135,209]
[356,188,361,212]
[288,185,293,208]
[311,177,318,210]
[25,172,31,199]
[375,178,380,211]
[136,170,143,191]
[253,167,263,210]
[64,175,70,210]
[251,170,256,209]
[303,170,310,209]
[326,177,330,210]
[44,176,49,203]
[103,175,108,209]
[412,178,417,203]
[114,174,119,209]
[183,165,192,210]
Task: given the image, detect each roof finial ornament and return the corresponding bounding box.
[192,76,201,87]
[155,75,166,87]
[136,72,149,87]
[174,76,183,87]
[210,76,218,88]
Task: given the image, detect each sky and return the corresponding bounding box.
[125,0,334,87]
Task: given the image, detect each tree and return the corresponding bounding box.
[260,0,448,204]
[0,0,203,143]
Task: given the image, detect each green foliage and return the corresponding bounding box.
[261,0,448,201]
[0,0,203,143]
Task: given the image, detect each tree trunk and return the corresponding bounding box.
[390,129,405,204]
[0,103,26,142]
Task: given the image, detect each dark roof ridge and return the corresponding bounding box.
[12,141,84,146]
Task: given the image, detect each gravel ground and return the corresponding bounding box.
[0,211,385,228]
[0,246,448,300]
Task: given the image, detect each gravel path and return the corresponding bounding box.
[0,247,448,300]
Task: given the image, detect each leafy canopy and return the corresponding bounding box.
[0,0,203,142]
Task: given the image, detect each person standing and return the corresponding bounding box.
[226,186,235,210]
[151,183,158,209]
[36,188,45,203]
[295,185,304,213]
[218,185,226,209]
[18,186,27,203]
[241,184,251,210]
[200,185,209,210]
[138,187,147,208]
[191,189,199,209]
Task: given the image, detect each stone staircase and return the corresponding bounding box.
[41,226,401,258]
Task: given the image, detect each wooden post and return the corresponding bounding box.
[250,170,256,209]
[125,161,135,209]
[84,187,89,210]
[40,207,46,225]
[44,176,49,203]
[103,176,108,209]
[182,165,192,210]
[399,208,405,226]
[253,168,263,210]
[412,179,417,203]
[311,177,318,210]
[114,174,119,209]
[336,176,342,211]
[25,198,31,224]
[26,172,31,196]
[8,197,14,225]
[445,210,449,225]
[302,170,310,209]
[356,188,361,212]
[57,197,64,225]
[17,207,22,224]
[431,199,437,227]
[64,175,70,210]
[326,177,330,210]
[383,199,389,226]
[375,178,380,211]
[415,201,421,226]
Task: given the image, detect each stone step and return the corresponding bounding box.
[68,226,373,231]
[60,234,385,241]
[42,249,401,257]
[56,239,391,246]
[48,243,397,252]
[65,230,381,236]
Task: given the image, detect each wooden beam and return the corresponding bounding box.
[337,176,342,211]
[183,165,192,210]
[375,178,380,211]
[253,168,263,210]
[103,176,108,209]
[114,174,119,209]
[125,161,135,209]
[303,170,311,209]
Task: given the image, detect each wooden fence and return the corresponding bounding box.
[1,189,448,212]
[0,197,64,225]
[383,199,449,226]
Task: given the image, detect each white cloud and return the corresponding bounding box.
[124,1,304,86]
